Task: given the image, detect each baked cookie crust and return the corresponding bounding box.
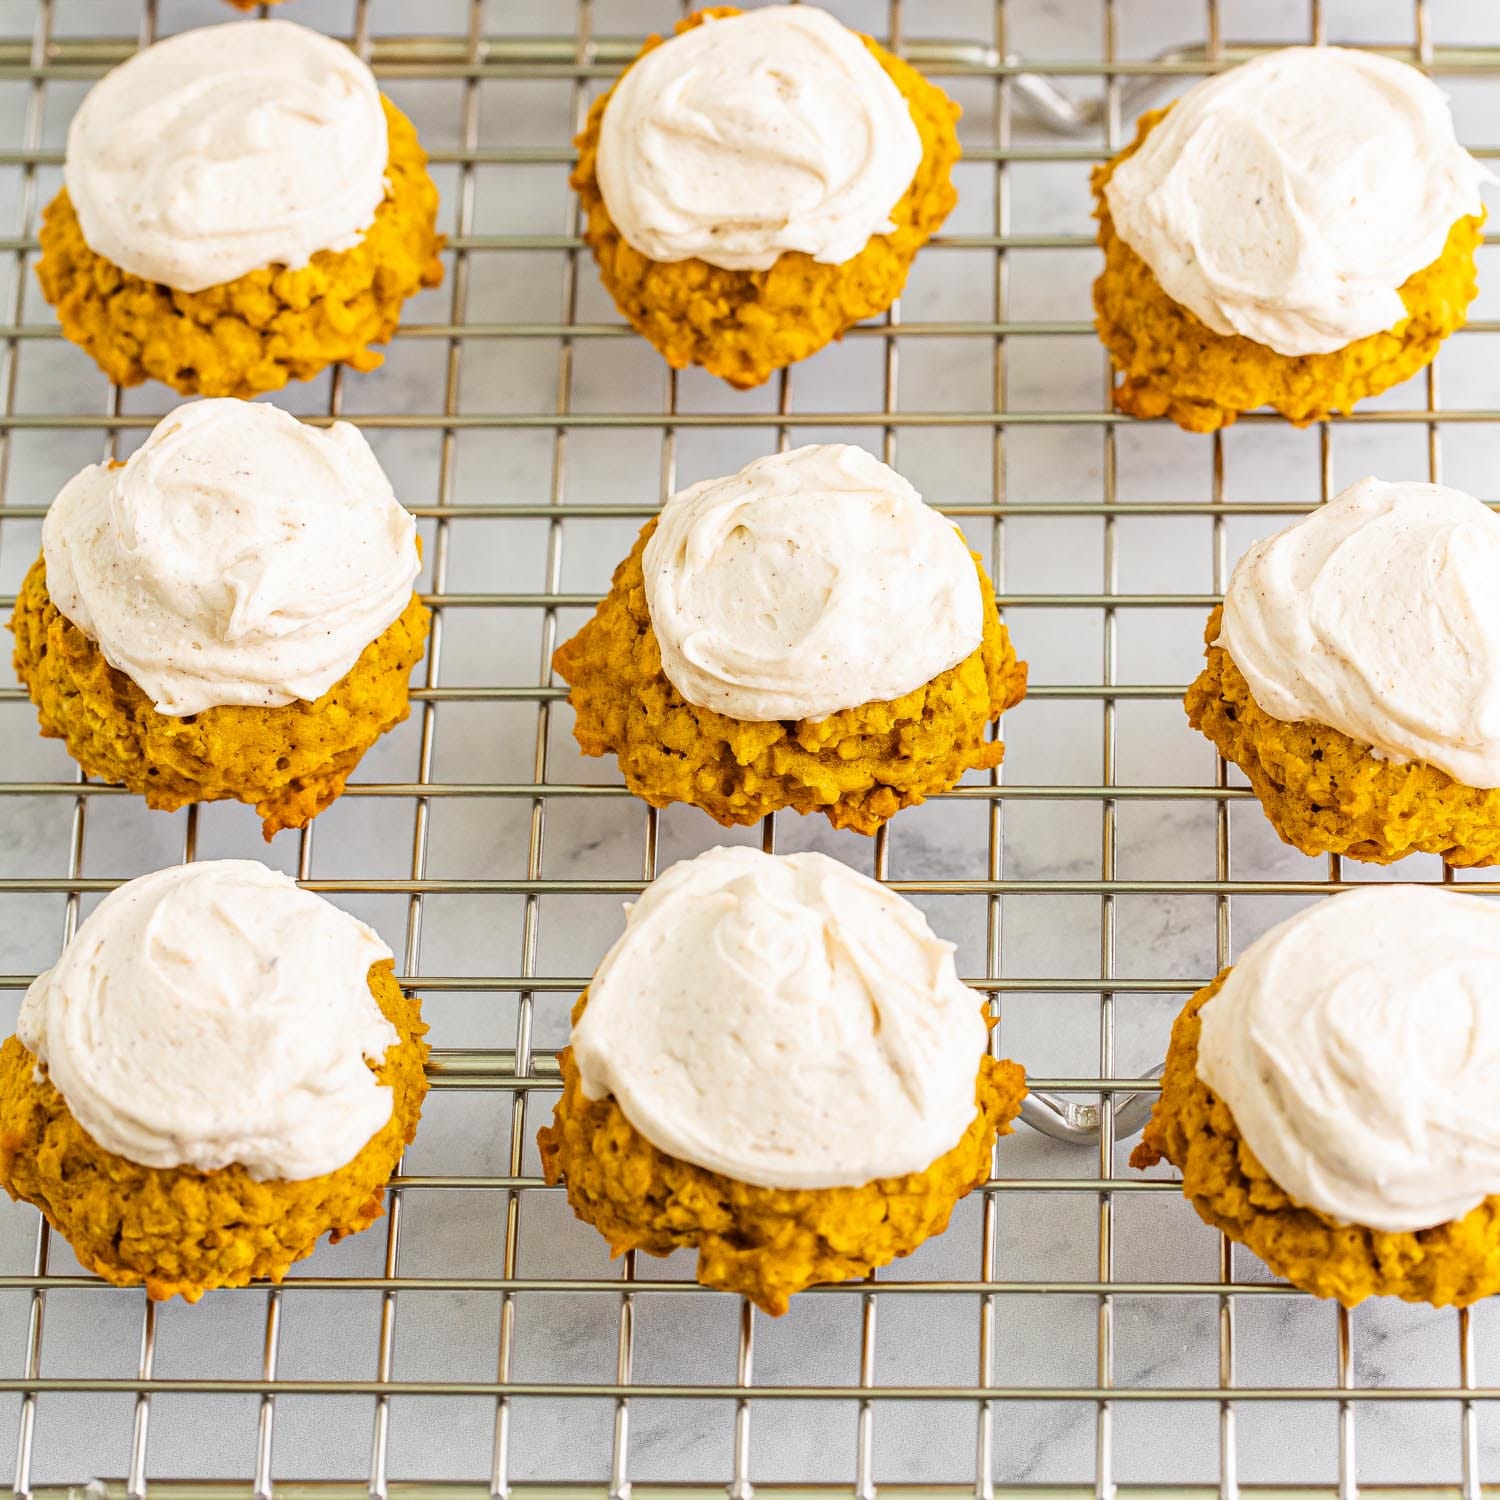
[36,95,444,398]
[0,960,428,1303]
[1133,973,1500,1307]
[571,6,961,389]
[553,520,1027,834]
[1187,605,1500,866]
[540,992,1027,1315]
[1092,108,1484,434]
[11,554,431,841]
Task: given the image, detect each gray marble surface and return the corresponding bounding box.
[0,0,1499,1490]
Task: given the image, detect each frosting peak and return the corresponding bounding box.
[1216,476,1500,788]
[1104,47,1491,356]
[18,860,399,1182]
[571,846,990,1189]
[1197,886,1500,1232]
[65,20,389,292]
[643,444,983,722]
[42,399,421,717]
[596,6,923,271]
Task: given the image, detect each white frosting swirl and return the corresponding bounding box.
[1217,476,1500,789]
[42,398,420,718]
[1197,885,1500,1233]
[572,846,990,1190]
[17,860,400,1182]
[65,20,388,292]
[596,5,923,271]
[643,445,982,722]
[1103,47,1491,356]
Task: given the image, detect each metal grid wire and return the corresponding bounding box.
[0,0,1498,1494]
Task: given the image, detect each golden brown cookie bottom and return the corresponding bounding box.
[1091,108,1483,434]
[36,95,444,398]
[0,961,428,1303]
[10,554,431,840]
[540,994,1027,1315]
[571,7,961,389]
[552,520,1027,834]
[1187,606,1500,866]
[1133,974,1500,1307]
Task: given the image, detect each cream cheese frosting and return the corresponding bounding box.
[1216,476,1500,788]
[1103,47,1491,356]
[571,846,990,1190]
[42,398,420,717]
[642,444,983,722]
[64,19,389,292]
[17,860,399,1182]
[1197,885,1500,1233]
[595,5,923,271]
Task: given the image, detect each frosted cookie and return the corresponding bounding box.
[552,444,1027,833]
[37,20,443,397]
[1092,48,1489,432]
[1188,476,1500,865]
[573,5,960,388]
[539,847,1027,1314]
[0,860,429,1301]
[11,399,430,838]
[1134,886,1500,1307]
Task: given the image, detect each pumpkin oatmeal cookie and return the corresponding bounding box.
[1,962,427,1302]
[537,847,1027,1315]
[543,1002,1026,1316]
[573,7,960,388]
[38,95,442,398]
[1093,115,1482,434]
[39,21,443,396]
[554,520,1025,834]
[1134,949,1500,1308]
[1,860,430,1303]
[1188,607,1500,866]
[1091,46,1488,433]
[1190,476,1500,865]
[12,399,430,841]
[12,556,429,841]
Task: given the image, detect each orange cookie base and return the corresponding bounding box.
[1134,974,1500,1307]
[0,961,428,1303]
[36,95,444,398]
[553,520,1027,834]
[1091,109,1483,433]
[10,553,431,840]
[1187,606,1500,866]
[540,993,1027,1316]
[571,7,961,389]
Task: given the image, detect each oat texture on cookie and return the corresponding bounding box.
[36,97,444,398]
[540,992,1027,1315]
[1187,606,1500,866]
[571,7,961,388]
[1092,109,1483,433]
[0,962,428,1303]
[553,521,1027,833]
[11,557,430,841]
[1133,974,1500,1307]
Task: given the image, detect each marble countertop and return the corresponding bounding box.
[0,0,1498,1490]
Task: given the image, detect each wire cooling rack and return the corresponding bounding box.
[1,0,1499,1494]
